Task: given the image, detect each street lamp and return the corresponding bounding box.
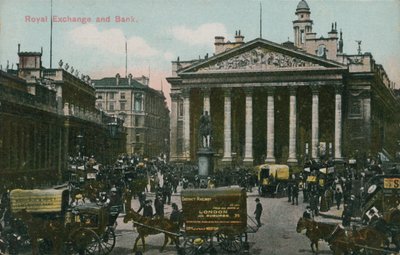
[107,118,118,138]
[76,134,84,159]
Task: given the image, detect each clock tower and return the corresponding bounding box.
[293,0,313,49]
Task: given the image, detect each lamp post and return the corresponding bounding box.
[76,134,84,159]
[107,117,119,163]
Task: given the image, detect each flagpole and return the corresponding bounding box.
[50,0,53,68]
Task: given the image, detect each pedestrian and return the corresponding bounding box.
[292,182,299,205]
[303,206,313,219]
[335,188,343,210]
[154,195,164,218]
[342,204,351,227]
[254,198,263,227]
[143,199,153,218]
[170,203,183,228]
[287,182,293,202]
[137,191,146,213]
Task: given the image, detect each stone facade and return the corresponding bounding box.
[0,49,126,188]
[93,75,170,158]
[167,0,400,167]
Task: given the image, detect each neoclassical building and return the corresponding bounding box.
[93,74,170,158]
[167,0,400,166]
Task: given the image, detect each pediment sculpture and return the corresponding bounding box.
[199,47,318,71]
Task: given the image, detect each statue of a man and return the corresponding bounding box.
[199,111,212,148]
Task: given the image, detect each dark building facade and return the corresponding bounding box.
[167,0,400,167]
[93,74,170,158]
[0,48,125,189]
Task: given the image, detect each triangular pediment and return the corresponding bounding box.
[179,38,346,74]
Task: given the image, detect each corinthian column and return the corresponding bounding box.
[243,88,253,164]
[170,92,179,160]
[287,87,298,163]
[222,89,232,162]
[265,87,275,163]
[334,85,343,161]
[182,88,191,159]
[311,85,319,159]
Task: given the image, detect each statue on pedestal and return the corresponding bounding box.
[199,111,212,149]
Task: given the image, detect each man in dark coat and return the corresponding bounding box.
[303,206,313,219]
[254,198,263,227]
[335,188,343,210]
[292,182,299,205]
[169,203,182,228]
[143,200,153,218]
[154,195,164,218]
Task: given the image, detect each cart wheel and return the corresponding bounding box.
[217,233,243,252]
[98,227,116,255]
[183,237,211,255]
[69,228,101,255]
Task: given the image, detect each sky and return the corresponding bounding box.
[1,0,399,108]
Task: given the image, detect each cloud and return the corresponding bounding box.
[170,23,228,45]
[68,24,158,57]
[163,51,175,61]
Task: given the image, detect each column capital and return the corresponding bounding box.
[334,84,344,94]
[224,88,232,97]
[266,86,276,95]
[288,86,298,95]
[201,87,211,96]
[244,87,253,95]
[181,88,191,97]
[310,84,320,94]
[170,92,180,101]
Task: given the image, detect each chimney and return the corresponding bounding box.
[116,73,120,86]
[18,43,20,53]
[214,36,225,54]
[128,73,132,85]
[235,30,244,44]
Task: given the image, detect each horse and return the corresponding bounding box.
[296,217,336,253]
[123,208,179,252]
[296,217,387,255]
[13,209,65,255]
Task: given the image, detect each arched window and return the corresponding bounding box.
[317,44,327,58]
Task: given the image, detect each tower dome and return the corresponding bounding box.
[296,0,310,14]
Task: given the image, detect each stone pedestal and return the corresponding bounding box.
[197,148,214,177]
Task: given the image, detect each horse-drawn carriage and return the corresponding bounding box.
[8,188,119,255]
[123,187,256,254]
[360,174,400,250]
[255,164,290,197]
[180,187,252,254]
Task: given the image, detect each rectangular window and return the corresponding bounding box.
[97,94,103,99]
[349,98,363,119]
[97,102,102,109]
[120,93,125,99]
[136,134,140,143]
[109,102,114,111]
[134,98,142,111]
[109,92,115,100]
[135,116,140,127]
[120,102,125,111]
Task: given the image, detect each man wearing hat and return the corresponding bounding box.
[143,199,153,218]
[254,198,263,227]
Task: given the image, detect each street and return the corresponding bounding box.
[111,187,335,255]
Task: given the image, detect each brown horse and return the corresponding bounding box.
[330,225,387,255]
[123,208,179,252]
[13,209,65,255]
[296,217,336,253]
[296,217,387,255]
